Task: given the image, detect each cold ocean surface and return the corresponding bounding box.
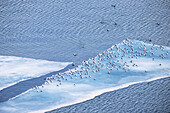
[0,40,169,113]
[0,0,170,64]
[0,0,170,112]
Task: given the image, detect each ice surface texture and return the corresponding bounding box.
[0,40,169,113]
[47,77,170,113]
[0,56,71,91]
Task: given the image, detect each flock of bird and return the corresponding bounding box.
[33,39,169,92]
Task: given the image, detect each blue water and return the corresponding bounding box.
[0,0,169,65]
[0,0,170,112]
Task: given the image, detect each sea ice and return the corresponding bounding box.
[0,56,71,91]
[0,40,169,113]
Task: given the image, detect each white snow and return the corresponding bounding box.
[0,56,71,91]
[0,40,169,113]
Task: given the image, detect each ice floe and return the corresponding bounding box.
[0,39,169,113]
[0,56,71,91]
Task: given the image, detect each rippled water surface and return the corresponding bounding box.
[0,0,170,64]
[0,0,169,112]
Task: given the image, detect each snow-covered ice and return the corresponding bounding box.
[0,56,71,91]
[0,40,169,113]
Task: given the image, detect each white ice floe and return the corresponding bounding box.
[0,40,169,113]
[0,56,71,91]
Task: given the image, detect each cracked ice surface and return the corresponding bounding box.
[0,56,71,91]
[0,40,169,113]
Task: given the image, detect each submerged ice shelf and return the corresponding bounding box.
[0,56,71,91]
[0,39,169,113]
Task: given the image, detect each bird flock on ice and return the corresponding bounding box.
[33,39,169,92]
